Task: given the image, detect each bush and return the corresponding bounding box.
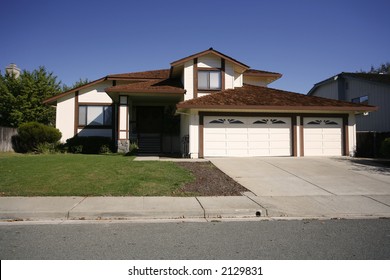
[66,136,115,154]
[14,122,62,153]
[125,143,139,156]
[380,138,390,158]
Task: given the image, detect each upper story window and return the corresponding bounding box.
[351,95,368,105]
[198,70,221,90]
[79,105,112,127]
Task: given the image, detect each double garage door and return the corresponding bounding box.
[203,116,343,157]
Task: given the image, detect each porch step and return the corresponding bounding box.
[138,134,161,155]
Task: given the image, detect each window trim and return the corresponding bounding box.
[197,69,222,91]
[78,104,113,128]
[351,95,369,105]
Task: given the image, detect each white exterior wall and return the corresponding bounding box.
[348,113,357,156]
[296,116,301,157]
[189,114,199,158]
[184,61,194,100]
[198,54,221,68]
[243,76,268,87]
[78,81,113,103]
[225,62,235,90]
[56,93,75,142]
[56,81,115,142]
[234,71,243,87]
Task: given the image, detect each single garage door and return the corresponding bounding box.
[303,117,342,156]
[204,116,291,157]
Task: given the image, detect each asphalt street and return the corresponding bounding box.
[1,219,389,259]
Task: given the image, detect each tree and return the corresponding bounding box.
[62,78,90,92]
[362,62,390,74]
[0,66,62,127]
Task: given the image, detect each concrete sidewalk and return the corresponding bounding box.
[1,194,390,222]
[0,196,265,221]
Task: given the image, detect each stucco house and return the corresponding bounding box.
[44,48,375,157]
[308,72,390,132]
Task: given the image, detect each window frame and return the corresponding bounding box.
[197,69,222,91]
[351,95,369,105]
[78,104,113,128]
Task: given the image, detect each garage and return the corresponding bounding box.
[303,117,343,156]
[204,116,291,157]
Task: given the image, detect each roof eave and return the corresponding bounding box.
[43,77,107,104]
[176,104,377,112]
[106,89,185,94]
[244,72,282,78]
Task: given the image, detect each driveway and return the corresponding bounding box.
[209,157,390,218]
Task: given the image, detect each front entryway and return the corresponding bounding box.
[203,116,291,157]
[136,106,163,154]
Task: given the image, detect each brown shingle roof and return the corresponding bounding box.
[177,84,376,111]
[106,79,185,94]
[107,69,170,80]
[43,69,173,104]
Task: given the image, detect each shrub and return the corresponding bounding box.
[14,122,62,153]
[125,143,139,156]
[66,136,115,154]
[380,138,390,158]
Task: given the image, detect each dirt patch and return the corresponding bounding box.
[175,162,249,196]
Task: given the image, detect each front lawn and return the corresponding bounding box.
[0,153,194,196]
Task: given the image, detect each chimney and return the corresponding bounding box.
[5,63,21,79]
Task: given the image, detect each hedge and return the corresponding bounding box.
[13,122,62,153]
[66,136,115,154]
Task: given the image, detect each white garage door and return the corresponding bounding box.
[204,116,291,157]
[303,117,342,156]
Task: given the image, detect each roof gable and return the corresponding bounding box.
[308,72,390,96]
[44,69,172,104]
[170,48,250,69]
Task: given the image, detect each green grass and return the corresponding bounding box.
[0,153,194,196]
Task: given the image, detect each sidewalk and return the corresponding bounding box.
[1,194,390,222]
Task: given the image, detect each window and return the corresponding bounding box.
[79,105,112,126]
[351,95,368,105]
[198,70,221,90]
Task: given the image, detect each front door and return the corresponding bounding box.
[136,107,164,154]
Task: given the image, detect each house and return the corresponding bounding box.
[307,72,390,132]
[44,48,375,157]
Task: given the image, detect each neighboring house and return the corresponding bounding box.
[44,48,375,158]
[307,72,390,132]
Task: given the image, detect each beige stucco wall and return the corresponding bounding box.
[348,113,357,156]
[182,54,242,101]
[56,93,75,142]
[243,76,268,87]
[78,81,113,103]
[184,61,194,100]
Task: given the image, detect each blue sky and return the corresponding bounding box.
[1,0,389,94]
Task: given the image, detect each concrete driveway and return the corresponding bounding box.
[209,157,390,218]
